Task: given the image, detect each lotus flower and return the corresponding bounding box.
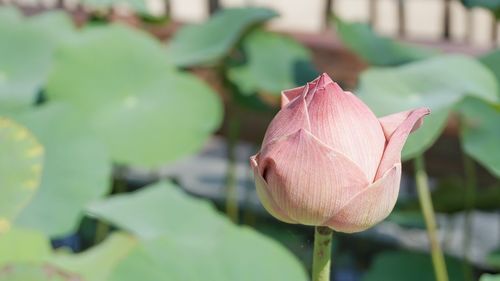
[250,73,429,233]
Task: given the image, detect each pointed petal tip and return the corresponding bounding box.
[316,72,334,87]
[414,107,431,117]
[410,107,431,131]
[306,81,386,181]
[250,154,258,168]
[282,73,339,107]
[375,107,431,179]
[407,107,431,131]
[319,72,332,80]
[379,107,431,140]
[262,95,311,146]
[281,85,307,108]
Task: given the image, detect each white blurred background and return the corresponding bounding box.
[3,0,498,47]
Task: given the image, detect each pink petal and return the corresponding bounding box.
[375,108,430,179]
[323,163,402,233]
[262,96,311,147]
[258,129,369,226]
[280,73,333,108]
[379,109,427,140]
[250,155,297,224]
[281,85,306,108]
[306,82,386,181]
[304,73,333,103]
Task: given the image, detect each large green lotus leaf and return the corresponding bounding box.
[362,251,464,281]
[0,6,22,22]
[167,7,278,67]
[109,227,307,281]
[50,232,137,281]
[0,118,43,225]
[480,49,500,85]
[88,181,308,281]
[357,55,499,159]
[227,29,317,95]
[46,24,222,167]
[0,8,75,111]
[0,17,53,110]
[459,98,500,177]
[8,103,111,237]
[334,17,437,66]
[0,228,51,267]
[481,274,500,281]
[0,228,137,281]
[87,181,227,239]
[0,230,78,281]
[28,11,76,43]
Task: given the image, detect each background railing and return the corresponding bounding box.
[1,0,498,47]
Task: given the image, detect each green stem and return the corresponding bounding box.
[225,117,240,223]
[462,154,477,281]
[414,155,449,281]
[312,226,333,281]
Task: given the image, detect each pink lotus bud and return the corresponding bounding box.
[250,73,430,233]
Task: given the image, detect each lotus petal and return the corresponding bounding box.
[258,129,369,225]
[323,163,401,233]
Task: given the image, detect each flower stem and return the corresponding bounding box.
[414,155,449,281]
[312,226,333,281]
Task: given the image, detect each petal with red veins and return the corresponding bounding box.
[375,108,430,179]
[379,109,427,140]
[262,96,311,146]
[258,129,369,226]
[250,155,297,224]
[307,82,386,181]
[323,163,402,233]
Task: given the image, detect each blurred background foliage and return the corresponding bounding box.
[0,1,500,281]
